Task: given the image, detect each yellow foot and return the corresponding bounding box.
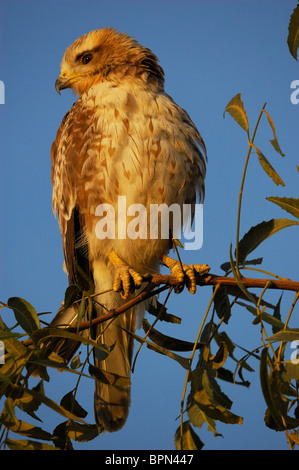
[108,251,143,300]
[161,254,210,294]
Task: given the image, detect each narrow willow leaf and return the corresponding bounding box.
[147,300,181,324]
[60,391,88,418]
[6,439,58,450]
[236,300,285,331]
[187,398,220,436]
[89,364,131,388]
[4,397,18,425]
[268,328,299,343]
[205,342,228,370]
[272,294,283,334]
[220,257,263,273]
[30,327,114,360]
[287,4,299,60]
[0,316,28,359]
[259,348,284,431]
[70,353,82,370]
[65,421,101,442]
[174,421,204,450]
[238,218,299,264]
[262,109,285,156]
[0,414,52,441]
[266,197,299,220]
[120,327,190,370]
[142,319,202,352]
[0,330,24,340]
[269,370,299,430]
[213,285,231,323]
[193,388,242,425]
[283,362,299,380]
[289,432,299,445]
[7,297,40,334]
[26,389,86,423]
[230,244,257,305]
[17,381,44,420]
[256,149,285,186]
[64,284,81,310]
[223,93,249,134]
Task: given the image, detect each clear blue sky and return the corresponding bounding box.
[0,0,298,450]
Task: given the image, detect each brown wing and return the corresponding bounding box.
[51,99,93,285]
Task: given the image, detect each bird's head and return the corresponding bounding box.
[55,28,164,96]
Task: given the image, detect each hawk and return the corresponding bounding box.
[50,28,208,432]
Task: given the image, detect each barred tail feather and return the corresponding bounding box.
[93,306,136,432]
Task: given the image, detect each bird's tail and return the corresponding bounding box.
[93,306,136,432]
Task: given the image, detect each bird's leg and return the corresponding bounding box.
[161,254,210,294]
[107,251,143,300]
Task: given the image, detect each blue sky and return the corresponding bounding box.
[0,0,298,450]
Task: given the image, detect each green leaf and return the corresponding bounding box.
[142,319,202,352]
[255,149,285,186]
[259,348,284,431]
[262,110,285,156]
[30,327,114,360]
[223,93,249,134]
[238,219,299,264]
[70,353,82,370]
[268,329,299,343]
[213,285,231,323]
[236,301,285,331]
[7,297,40,334]
[0,413,52,441]
[266,197,299,220]
[283,361,299,380]
[64,284,81,310]
[192,376,243,425]
[60,391,88,418]
[17,381,44,420]
[120,327,190,370]
[26,388,86,423]
[187,399,220,436]
[272,294,283,334]
[203,342,228,370]
[174,421,204,450]
[260,349,299,431]
[230,244,257,305]
[147,300,181,324]
[220,257,263,273]
[6,439,59,450]
[88,364,131,388]
[0,330,24,340]
[287,4,299,60]
[65,421,101,442]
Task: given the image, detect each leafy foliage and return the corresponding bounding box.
[287,3,299,60]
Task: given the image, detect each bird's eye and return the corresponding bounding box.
[82,53,93,65]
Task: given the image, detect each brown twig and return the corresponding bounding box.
[21,272,299,347]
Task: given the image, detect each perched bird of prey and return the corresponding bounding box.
[51,27,208,432]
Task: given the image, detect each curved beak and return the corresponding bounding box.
[55,75,73,94]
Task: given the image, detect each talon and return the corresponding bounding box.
[161,255,210,294]
[108,251,143,299]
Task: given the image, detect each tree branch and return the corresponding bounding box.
[72,272,299,332]
[21,272,299,347]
